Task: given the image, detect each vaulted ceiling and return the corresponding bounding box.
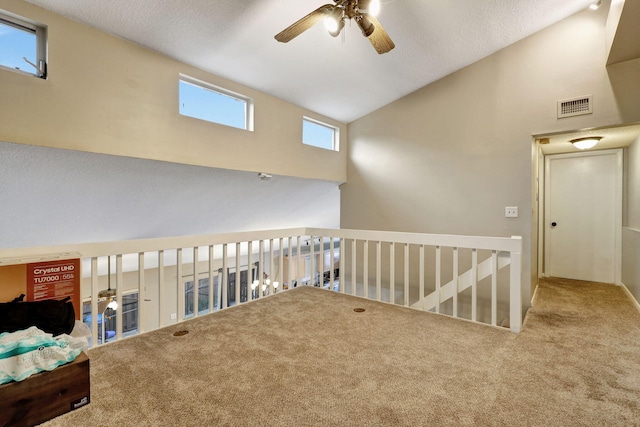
[24,0,599,123]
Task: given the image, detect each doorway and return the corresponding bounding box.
[543,149,622,284]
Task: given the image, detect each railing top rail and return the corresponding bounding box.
[306,228,523,253]
[0,228,309,265]
[0,227,522,266]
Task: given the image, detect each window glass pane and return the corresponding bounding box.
[179,80,247,130]
[303,118,337,151]
[197,278,210,315]
[0,20,36,73]
[185,278,213,317]
[122,293,139,336]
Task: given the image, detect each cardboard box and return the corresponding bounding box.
[0,352,90,426]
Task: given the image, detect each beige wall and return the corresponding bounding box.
[0,0,346,183]
[626,136,640,229]
[622,136,640,301]
[342,5,640,312]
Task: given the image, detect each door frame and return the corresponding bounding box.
[540,149,623,284]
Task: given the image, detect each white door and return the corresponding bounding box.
[544,150,621,283]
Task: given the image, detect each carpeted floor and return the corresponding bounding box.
[42,277,640,426]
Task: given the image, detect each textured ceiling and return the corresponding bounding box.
[24,0,598,123]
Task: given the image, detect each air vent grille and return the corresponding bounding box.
[557,95,592,118]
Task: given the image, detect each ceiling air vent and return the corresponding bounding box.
[557,95,592,119]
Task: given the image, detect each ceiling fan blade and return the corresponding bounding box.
[366,14,395,54]
[275,4,335,43]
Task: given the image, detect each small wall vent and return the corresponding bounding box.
[557,95,592,118]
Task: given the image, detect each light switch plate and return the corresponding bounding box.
[505,206,518,218]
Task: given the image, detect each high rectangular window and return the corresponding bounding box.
[0,12,46,78]
[303,117,339,151]
[179,75,253,131]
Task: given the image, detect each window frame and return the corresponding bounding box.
[302,116,339,151]
[0,11,47,78]
[178,74,254,131]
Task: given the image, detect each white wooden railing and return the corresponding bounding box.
[0,228,522,346]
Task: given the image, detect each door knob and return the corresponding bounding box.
[551,222,557,227]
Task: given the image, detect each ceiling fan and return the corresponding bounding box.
[274,0,395,54]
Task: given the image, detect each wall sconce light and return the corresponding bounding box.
[570,136,602,150]
[589,0,602,10]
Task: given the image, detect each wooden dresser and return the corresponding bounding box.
[0,352,90,426]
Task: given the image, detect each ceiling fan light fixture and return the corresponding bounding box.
[357,15,375,37]
[368,0,381,17]
[326,18,345,37]
[324,7,345,36]
[570,136,602,150]
[274,0,394,54]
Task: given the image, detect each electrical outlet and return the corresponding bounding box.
[505,206,518,218]
[170,313,177,320]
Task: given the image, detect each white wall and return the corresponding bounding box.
[0,142,340,249]
[342,5,640,314]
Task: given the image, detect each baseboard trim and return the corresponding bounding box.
[531,280,541,306]
[620,282,640,314]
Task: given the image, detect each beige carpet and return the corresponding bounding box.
[43,277,640,426]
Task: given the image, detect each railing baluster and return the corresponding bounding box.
[158,250,165,326]
[177,249,184,321]
[278,237,284,291]
[452,247,458,318]
[435,246,441,314]
[247,241,253,301]
[116,254,123,340]
[296,236,302,289]
[193,246,199,318]
[376,241,381,301]
[222,244,228,308]
[510,239,523,333]
[363,240,369,299]
[235,242,241,303]
[329,237,335,291]
[268,239,274,294]
[471,248,478,322]
[90,257,98,347]
[309,236,315,287]
[419,245,425,311]
[404,243,409,307]
[138,252,145,333]
[390,242,395,304]
[260,240,266,295]
[339,238,345,293]
[491,250,498,326]
[208,245,215,310]
[351,239,357,296]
